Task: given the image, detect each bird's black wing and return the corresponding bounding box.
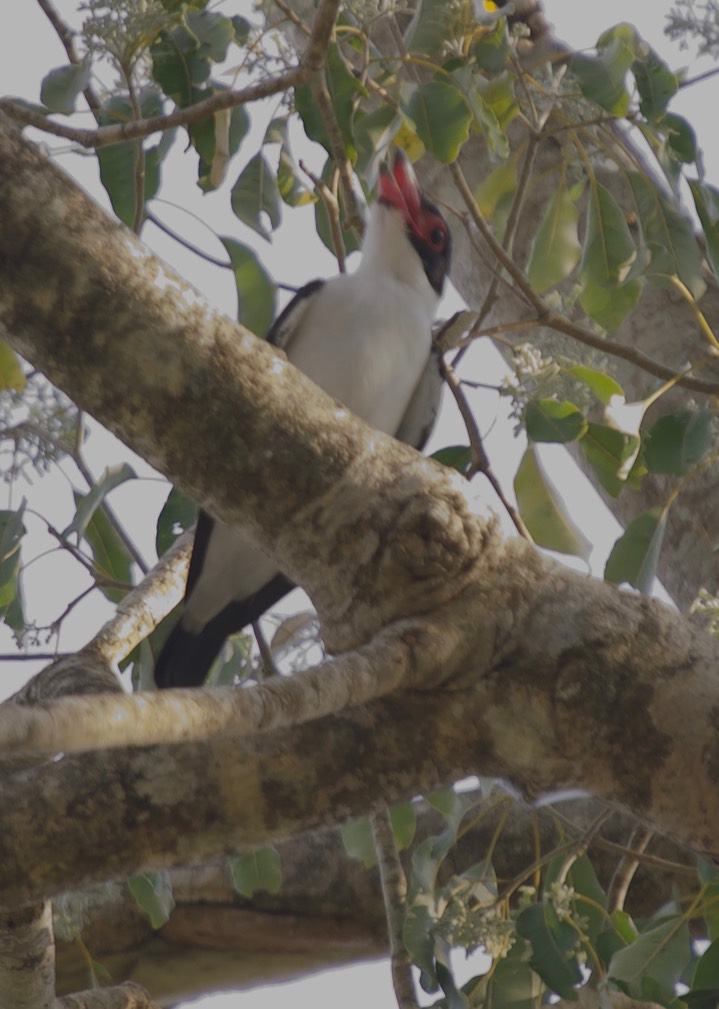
[393,347,443,451]
[266,279,325,350]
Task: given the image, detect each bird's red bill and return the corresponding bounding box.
[378,149,421,224]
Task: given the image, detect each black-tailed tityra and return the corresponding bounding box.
[154,150,451,689]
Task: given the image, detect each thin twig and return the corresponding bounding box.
[370,806,419,1009]
[608,824,654,913]
[252,621,279,679]
[126,71,146,235]
[440,356,532,541]
[0,653,69,662]
[146,210,232,269]
[549,807,694,877]
[50,583,97,635]
[273,0,311,37]
[0,67,307,148]
[310,74,363,236]
[299,159,346,272]
[302,0,342,73]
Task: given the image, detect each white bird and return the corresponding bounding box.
[155,150,452,688]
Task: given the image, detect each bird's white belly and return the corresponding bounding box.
[286,275,432,435]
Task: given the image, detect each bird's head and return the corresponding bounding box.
[374,149,452,297]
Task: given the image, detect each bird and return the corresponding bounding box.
[154,149,452,689]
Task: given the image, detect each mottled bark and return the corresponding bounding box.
[0,114,718,899]
[0,902,54,1009]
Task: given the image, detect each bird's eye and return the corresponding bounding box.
[429,225,446,249]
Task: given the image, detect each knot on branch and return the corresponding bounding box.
[11,649,121,706]
[390,486,477,583]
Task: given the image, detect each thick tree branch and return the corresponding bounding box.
[1,113,719,910]
[0,621,431,755]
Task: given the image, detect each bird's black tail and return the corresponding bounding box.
[154,574,295,688]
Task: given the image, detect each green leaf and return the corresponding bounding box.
[605,506,668,594]
[401,81,472,164]
[405,0,458,56]
[692,937,719,990]
[527,185,581,292]
[78,496,134,602]
[469,940,544,1008]
[391,803,417,850]
[632,46,678,121]
[627,171,706,298]
[341,804,417,868]
[0,341,26,392]
[689,180,719,281]
[664,112,698,163]
[579,181,642,331]
[432,445,473,476]
[462,71,517,160]
[608,916,691,1002]
[426,788,464,820]
[473,19,511,73]
[277,145,314,208]
[64,464,137,542]
[294,44,363,155]
[229,847,282,897]
[684,991,719,1009]
[230,153,282,241]
[525,400,587,443]
[474,155,517,227]
[150,24,211,105]
[564,854,608,946]
[644,410,711,476]
[568,365,625,406]
[156,487,197,557]
[96,90,166,228]
[514,447,591,561]
[185,9,235,62]
[516,900,582,1000]
[0,507,26,611]
[354,105,400,179]
[231,15,250,45]
[313,157,361,258]
[221,238,276,336]
[475,70,518,129]
[341,817,376,868]
[128,871,175,929]
[580,422,639,497]
[571,24,637,116]
[194,100,250,192]
[436,960,469,1009]
[40,60,91,114]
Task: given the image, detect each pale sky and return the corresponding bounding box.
[0,2,716,1007]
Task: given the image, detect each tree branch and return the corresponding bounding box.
[0,620,427,756]
[0,67,306,148]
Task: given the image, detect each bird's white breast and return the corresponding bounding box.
[285,271,433,436]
